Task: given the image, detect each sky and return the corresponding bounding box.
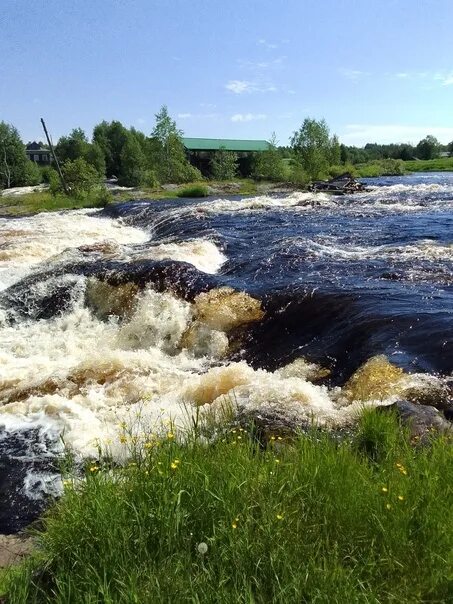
[1,0,453,146]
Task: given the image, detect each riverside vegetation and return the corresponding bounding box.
[1,410,452,603]
[1,110,453,215]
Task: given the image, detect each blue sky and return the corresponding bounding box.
[1,0,453,146]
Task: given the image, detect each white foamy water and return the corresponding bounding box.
[0,210,149,290]
[0,192,448,475]
[183,191,333,215]
[286,237,453,263]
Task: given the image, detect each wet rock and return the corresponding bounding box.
[403,379,453,412]
[378,400,453,442]
[342,355,405,402]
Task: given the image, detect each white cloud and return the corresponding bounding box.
[258,38,278,49]
[395,72,409,79]
[341,123,453,145]
[238,57,285,70]
[434,71,453,86]
[338,68,369,80]
[225,80,253,94]
[231,113,267,123]
[225,80,277,94]
[177,113,193,119]
[136,117,146,125]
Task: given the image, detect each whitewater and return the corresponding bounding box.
[0,172,452,531]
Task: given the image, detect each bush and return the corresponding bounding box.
[40,166,57,184]
[143,169,159,189]
[210,147,238,180]
[176,183,209,197]
[356,159,405,178]
[92,187,113,207]
[289,163,310,186]
[61,158,100,197]
[328,163,358,178]
[23,160,42,186]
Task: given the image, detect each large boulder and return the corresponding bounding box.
[379,400,453,443]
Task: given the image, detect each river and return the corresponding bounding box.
[0,172,452,531]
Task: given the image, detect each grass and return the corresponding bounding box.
[0,189,112,216]
[3,411,452,603]
[404,157,453,172]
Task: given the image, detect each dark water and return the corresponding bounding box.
[0,172,452,532]
[103,173,453,379]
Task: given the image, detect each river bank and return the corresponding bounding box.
[2,411,453,603]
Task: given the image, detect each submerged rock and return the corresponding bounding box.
[343,355,405,402]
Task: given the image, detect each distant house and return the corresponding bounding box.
[183,137,270,176]
[439,151,451,158]
[25,141,53,165]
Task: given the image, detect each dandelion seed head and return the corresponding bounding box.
[197,542,208,555]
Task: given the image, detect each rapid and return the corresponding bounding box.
[0,172,452,531]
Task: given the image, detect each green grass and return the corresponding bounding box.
[176,183,209,198]
[404,157,453,172]
[4,411,453,603]
[0,189,112,216]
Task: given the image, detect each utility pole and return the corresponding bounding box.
[40,118,69,195]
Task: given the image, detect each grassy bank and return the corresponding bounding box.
[0,180,261,216]
[404,157,453,172]
[0,190,112,216]
[3,411,452,603]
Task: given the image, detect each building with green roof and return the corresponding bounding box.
[182,137,270,176]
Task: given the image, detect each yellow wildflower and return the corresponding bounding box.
[397,495,404,501]
[119,435,127,444]
[232,522,237,529]
[386,503,392,510]
[276,514,284,520]
[170,462,178,470]
[381,486,388,493]
[167,432,175,440]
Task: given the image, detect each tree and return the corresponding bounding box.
[84,142,106,176]
[55,128,89,163]
[93,120,129,176]
[149,106,201,183]
[0,122,29,189]
[416,135,441,160]
[210,146,238,180]
[118,135,146,186]
[252,133,286,181]
[291,118,338,180]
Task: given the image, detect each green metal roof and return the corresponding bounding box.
[182,137,270,152]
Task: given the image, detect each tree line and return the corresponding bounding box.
[1,107,453,193]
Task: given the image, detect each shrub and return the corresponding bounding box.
[210,147,238,180]
[176,183,209,197]
[61,158,100,197]
[23,160,42,186]
[40,165,57,184]
[328,163,358,178]
[143,169,159,189]
[288,163,310,186]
